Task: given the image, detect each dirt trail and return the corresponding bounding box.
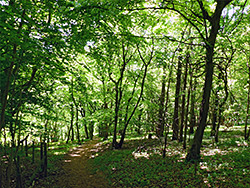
[54,138,110,188]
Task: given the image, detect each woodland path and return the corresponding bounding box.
[50,138,110,188]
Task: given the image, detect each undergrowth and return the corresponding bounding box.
[90,130,250,188]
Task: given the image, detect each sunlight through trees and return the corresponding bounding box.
[0,0,250,187]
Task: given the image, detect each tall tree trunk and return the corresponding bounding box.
[172,56,182,140]
[183,63,192,149]
[76,109,81,144]
[0,8,26,135]
[66,124,71,144]
[157,65,166,137]
[183,81,191,149]
[245,65,250,140]
[189,77,196,135]
[89,121,94,140]
[186,49,214,161]
[66,106,74,144]
[116,43,153,149]
[0,159,2,188]
[71,78,80,143]
[79,108,89,139]
[186,1,232,161]
[70,104,74,142]
[118,61,150,148]
[101,80,109,140]
[112,83,120,148]
[164,64,173,132]
[0,57,15,135]
[111,43,133,148]
[111,63,127,148]
[179,53,189,142]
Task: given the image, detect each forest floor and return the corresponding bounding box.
[9,126,249,187]
[88,127,250,187]
[34,137,110,188]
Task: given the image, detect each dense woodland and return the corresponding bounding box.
[1,0,250,187]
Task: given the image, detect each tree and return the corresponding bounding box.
[156,64,166,137]
[172,55,182,140]
[171,0,234,161]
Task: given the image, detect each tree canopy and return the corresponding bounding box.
[1,0,250,186]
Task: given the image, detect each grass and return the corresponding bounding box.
[91,149,205,187]
[1,126,249,187]
[90,127,250,188]
[201,148,250,187]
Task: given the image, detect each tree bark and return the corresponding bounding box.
[76,109,81,144]
[189,76,196,135]
[79,107,89,139]
[115,42,153,149]
[245,65,250,140]
[89,121,94,140]
[0,8,26,135]
[186,0,232,162]
[71,104,74,142]
[179,53,189,142]
[118,62,149,148]
[156,65,166,137]
[111,61,127,148]
[164,63,173,133]
[0,157,2,188]
[66,105,74,143]
[0,53,15,133]
[111,43,134,148]
[183,62,192,149]
[71,78,80,143]
[100,80,109,140]
[112,83,120,148]
[172,56,182,140]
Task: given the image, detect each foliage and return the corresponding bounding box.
[1,0,250,187]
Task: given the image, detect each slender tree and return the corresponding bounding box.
[172,55,182,140]
[157,65,166,137]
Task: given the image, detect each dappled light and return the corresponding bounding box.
[69,153,81,157]
[64,160,71,163]
[203,148,226,156]
[1,0,250,187]
[53,151,66,156]
[89,130,250,187]
[132,151,150,159]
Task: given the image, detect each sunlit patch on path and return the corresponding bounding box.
[53,138,110,188]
